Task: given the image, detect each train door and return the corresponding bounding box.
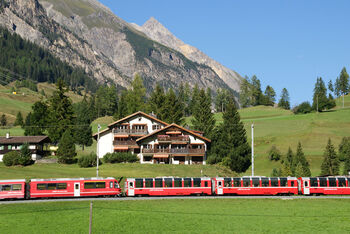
[217,179,223,195]
[303,178,310,195]
[128,179,135,196]
[74,182,80,197]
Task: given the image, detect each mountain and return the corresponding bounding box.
[132,17,242,92]
[0,0,242,94]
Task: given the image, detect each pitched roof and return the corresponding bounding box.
[108,111,169,127]
[93,111,169,138]
[136,123,211,143]
[0,136,51,144]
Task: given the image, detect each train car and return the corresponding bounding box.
[125,177,212,196]
[0,179,26,200]
[29,177,121,198]
[213,177,299,195]
[300,177,350,195]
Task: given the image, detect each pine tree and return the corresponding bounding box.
[343,157,350,175]
[127,73,146,113]
[338,137,350,161]
[208,98,251,173]
[215,88,230,112]
[115,90,129,120]
[312,77,329,111]
[23,100,48,136]
[74,98,93,150]
[14,112,24,126]
[161,88,184,124]
[251,75,264,106]
[282,147,296,176]
[189,84,200,115]
[47,79,75,143]
[239,76,252,108]
[191,89,216,137]
[321,138,340,176]
[281,162,293,176]
[338,67,349,108]
[18,143,33,166]
[278,88,290,110]
[0,114,6,126]
[57,129,76,164]
[295,142,311,177]
[148,83,166,119]
[264,85,276,106]
[328,80,334,93]
[294,162,304,178]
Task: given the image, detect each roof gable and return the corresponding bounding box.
[108,111,169,128]
[136,123,211,143]
[0,136,51,144]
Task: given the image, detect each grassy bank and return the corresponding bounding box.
[1,199,349,233]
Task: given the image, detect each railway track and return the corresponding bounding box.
[2,195,350,205]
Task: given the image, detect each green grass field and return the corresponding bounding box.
[0,162,235,181]
[1,199,349,233]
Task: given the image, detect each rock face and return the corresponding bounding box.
[0,0,242,94]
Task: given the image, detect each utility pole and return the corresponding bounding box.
[96,124,101,177]
[251,123,254,177]
[89,201,93,234]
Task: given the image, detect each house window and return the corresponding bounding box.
[152,125,161,130]
[0,145,4,150]
[8,145,12,150]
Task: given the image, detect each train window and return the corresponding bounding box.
[155,179,163,188]
[135,179,143,188]
[291,181,295,187]
[280,178,287,187]
[338,178,346,187]
[37,184,47,190]
[271,178,278,187]
[261,178,269,187]
[2,185,11,191]
[184,178,192,187]
[348,178,350,187]
[193,178,201,187]
[115,182,119,188]
[96,182,106,189]
[310,178,318,187]
[84,182,95,189]
[204,181,209,187]
[174,178,182,187]
[252,178,260,187]
[145,179,153,188]
[47,183,57,190]
[0,185,2,191]
[164,178,173,188]
[12,184,22,191]
[110,182,113,188]
[224,178,232,187]
[233,178,241,187]
[243,178,250,187]
[57,183,67,190]
[329,178,336,187]
[319,178,327,187]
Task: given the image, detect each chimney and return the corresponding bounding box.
[6,132,10,139]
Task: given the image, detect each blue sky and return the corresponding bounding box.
[99,0,350,106]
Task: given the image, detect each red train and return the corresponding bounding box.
[0,177,121,200]
[1,176,350,200]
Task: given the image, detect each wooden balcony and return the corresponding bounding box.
[113,140,137,146]
[141,148,205,155]
[157,135,190,143]
[113,128,149,135]
[142,148,170,154]
[189,148,205,154]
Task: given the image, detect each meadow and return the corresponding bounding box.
[0,199,349,233]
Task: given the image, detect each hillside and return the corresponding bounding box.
[0,0,241,95]
[1,94,349,176]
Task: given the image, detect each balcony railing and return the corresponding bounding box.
[157,135,190,143]
[113,128,148,135]
[113,140,137,146]
[141,148,205,154]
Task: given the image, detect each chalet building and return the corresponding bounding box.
[137,124,210,165]
[93,111,211,165]
[0,133,51,162]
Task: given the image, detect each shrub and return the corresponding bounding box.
[268,145,281,161]
[78,153,101,168]
[18,143,34,166]
[292,102,312,114]
[103,152,138,163]
[3,151,21,166]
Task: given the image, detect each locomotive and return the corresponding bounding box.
[1,176,350,200]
